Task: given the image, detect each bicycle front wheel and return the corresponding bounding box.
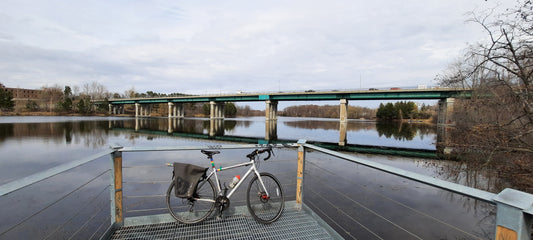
[246,172,284,224]
[166,178,216,224]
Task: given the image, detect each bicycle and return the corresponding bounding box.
[166,147,285,224]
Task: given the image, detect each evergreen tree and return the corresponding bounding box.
[224,103,237,117]
[0,88,15,111]
[76,97,92,114]
[25,100,39,111]
[56,86,73,112]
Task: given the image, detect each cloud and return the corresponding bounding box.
[0,0,513,95]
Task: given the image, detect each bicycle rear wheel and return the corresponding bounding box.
[246,172,284,224]
[166,178,216,224]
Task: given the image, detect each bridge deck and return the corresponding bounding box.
[105,88,471,104]
[109,202,340,240]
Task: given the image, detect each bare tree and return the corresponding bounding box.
[124,86,136,98]
[437,1,533,192]
[40,85,63,113]
[81,81,110,100]
[467,1,533,151]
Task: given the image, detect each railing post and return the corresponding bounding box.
[296,140,306,210]
[110,145,124,227]
[493,188,533,240]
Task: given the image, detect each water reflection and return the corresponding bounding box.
[0,117,439,151]
[376,121,436,141]
[0,121,110,148]
[128,118,429,150]
[283,119,372,131]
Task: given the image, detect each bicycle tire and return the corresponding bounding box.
[166,177,216,224]
[246,172,284,224]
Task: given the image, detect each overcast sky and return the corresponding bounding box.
[0,0,514,97]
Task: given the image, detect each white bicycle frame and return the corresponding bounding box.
[194,158,269,203]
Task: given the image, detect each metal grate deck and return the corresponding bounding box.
[110,203,340,240]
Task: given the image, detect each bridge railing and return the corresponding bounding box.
[296,141,533,240]
[0,150,113,239]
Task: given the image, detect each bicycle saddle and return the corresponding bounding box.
[201,150,220,157]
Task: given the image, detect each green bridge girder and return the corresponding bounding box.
[102,88,471,105]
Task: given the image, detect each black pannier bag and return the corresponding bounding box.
[173,162,208,198]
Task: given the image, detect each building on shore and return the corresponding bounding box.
[0,84,43,111]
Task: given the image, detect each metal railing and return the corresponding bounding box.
[297,141,533,240]
[0,150,113,240]
[1,140,532,239]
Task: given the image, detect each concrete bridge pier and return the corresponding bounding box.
[265,100,278,121]
[168,102,185,118]
[145,104,152,116]
[339,99,348,146]
[210,101,225,119]
[168,102,174,118]
[437,98,455,125]
[135,104,151,117]
[177,103,184,118]
[109,104,124,115]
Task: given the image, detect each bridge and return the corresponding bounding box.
[103,88,471,126]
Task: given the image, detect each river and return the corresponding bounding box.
[0,116,504,239]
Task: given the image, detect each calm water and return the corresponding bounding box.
[0,116,502,239]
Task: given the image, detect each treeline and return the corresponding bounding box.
[25,82,111,114]
[280,104,376,119]
[376,101,435,120]
[115,88,188,99]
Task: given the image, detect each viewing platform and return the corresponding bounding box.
[1,141,531,240]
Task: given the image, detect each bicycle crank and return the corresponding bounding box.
[215,196,230,217]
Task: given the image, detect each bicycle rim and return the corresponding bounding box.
[246,172,284,224]
[166,178,216,224]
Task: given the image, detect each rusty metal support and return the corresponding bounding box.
[110,145,124,227]
[296,140,306,210]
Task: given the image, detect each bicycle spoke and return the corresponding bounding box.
[166,178,216,224]
[247,173,284,224]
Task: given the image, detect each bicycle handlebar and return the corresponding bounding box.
[246,146,274,161]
